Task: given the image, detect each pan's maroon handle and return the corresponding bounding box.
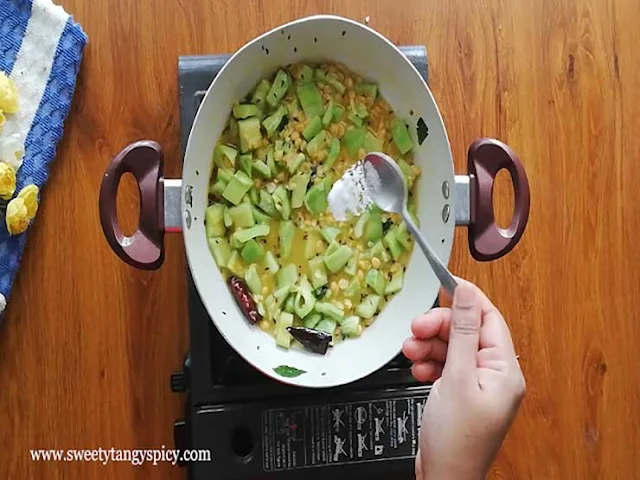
[467,138,530,261]
[99,140,165,270]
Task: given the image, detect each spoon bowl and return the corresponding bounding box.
[362,152,407,214]
[363,152,459,295]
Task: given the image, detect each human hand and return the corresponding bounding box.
[402,279,525,480]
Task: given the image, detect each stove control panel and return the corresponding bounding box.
[175,386,431,479]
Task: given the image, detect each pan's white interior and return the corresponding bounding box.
[182,15,456,388]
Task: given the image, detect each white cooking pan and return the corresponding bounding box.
[99,15,530,388]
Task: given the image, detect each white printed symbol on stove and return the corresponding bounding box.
[275,412,287,434]
[357,433,368,458]
[333,435,347,461]
[416,402,424,428]
[332,408,345,431]
[397,412,409,444]
[287,421,299,441]
[375,406,384,415]
[355,407,367,426]
[374,417,385,441]
[374,445,384,456]
[279,412,300,441]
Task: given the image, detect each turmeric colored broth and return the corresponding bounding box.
[205,62,420,346]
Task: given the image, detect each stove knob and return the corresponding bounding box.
[171,372,187,393]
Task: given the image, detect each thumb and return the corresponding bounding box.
[442,283,481,384]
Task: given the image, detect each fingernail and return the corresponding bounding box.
[454,284,476,308]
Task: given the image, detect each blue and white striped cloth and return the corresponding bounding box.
[0,0,86,315]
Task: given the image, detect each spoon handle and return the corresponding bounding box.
[402,210,458,296]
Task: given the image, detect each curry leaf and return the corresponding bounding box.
[273,365,306,378]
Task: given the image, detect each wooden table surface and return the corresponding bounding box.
[0,0,638,478]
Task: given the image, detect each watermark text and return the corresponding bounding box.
[29,446,211,466]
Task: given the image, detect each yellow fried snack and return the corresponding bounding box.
[5,196,29,235]
[17,184,39,218]
[0,161,16,200]
[0,72,18,114]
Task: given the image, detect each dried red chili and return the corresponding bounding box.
[287,326,332,355]
[228,276,262,324]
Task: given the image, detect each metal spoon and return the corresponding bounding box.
[363,152,458,295]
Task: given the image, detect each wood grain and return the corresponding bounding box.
[0,0,639,478]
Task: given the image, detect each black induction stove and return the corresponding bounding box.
[172,46,434,480]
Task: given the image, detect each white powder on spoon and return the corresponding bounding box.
[328,160,381,221]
